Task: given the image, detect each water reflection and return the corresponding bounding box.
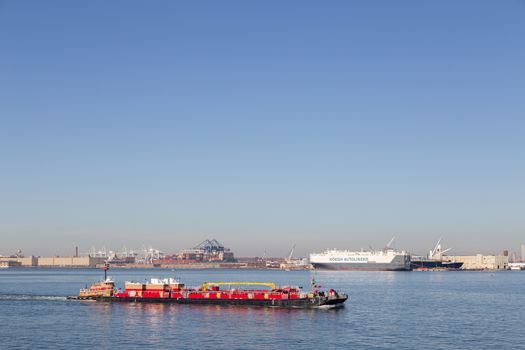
[4,269,524,349]
[80,299,348,339]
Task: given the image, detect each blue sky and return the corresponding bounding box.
[1,0,524,257]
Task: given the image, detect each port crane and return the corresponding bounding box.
[194,239,226,253]
[285,244,296,263]
[429,238,452,259]
[385,237,396,250]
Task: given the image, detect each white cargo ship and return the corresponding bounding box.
[309,239,411,271]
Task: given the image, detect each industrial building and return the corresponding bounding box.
[445,254,509,270]
[36,256,106,267]
[0,255,106,267]
[0,260,22,268]
[0,256,38,267]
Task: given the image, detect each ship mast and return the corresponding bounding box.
[102,261,109,280]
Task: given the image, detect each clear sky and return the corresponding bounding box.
[1,0,524,258]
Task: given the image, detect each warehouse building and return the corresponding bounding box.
[36,256,106,267]
[445,254,509,270]
[0,256,37,267]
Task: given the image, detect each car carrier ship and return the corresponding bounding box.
[309,238,412,271]
[68,270,347,308]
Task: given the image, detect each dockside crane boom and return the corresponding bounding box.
[286,244,296,263]
[385,237,396,250]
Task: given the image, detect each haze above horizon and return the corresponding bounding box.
[1,0,524,257]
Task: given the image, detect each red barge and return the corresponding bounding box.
[69,277,348,308]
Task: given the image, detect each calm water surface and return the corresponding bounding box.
[0,269,523,349]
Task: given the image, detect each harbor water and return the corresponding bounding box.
[0,269,524,349]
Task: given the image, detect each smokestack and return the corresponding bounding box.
[75,246,79,257]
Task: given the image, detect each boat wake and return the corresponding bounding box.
[316,304,346,310]
[0,294,67,302]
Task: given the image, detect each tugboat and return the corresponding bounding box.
[76,263,115,299]
[69,265,348,308]
[78,279,115,298]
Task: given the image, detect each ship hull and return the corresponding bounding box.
[311,262,410,271]
[90,295,347,308]
[411,260,463,270]
[311,254,411,271]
